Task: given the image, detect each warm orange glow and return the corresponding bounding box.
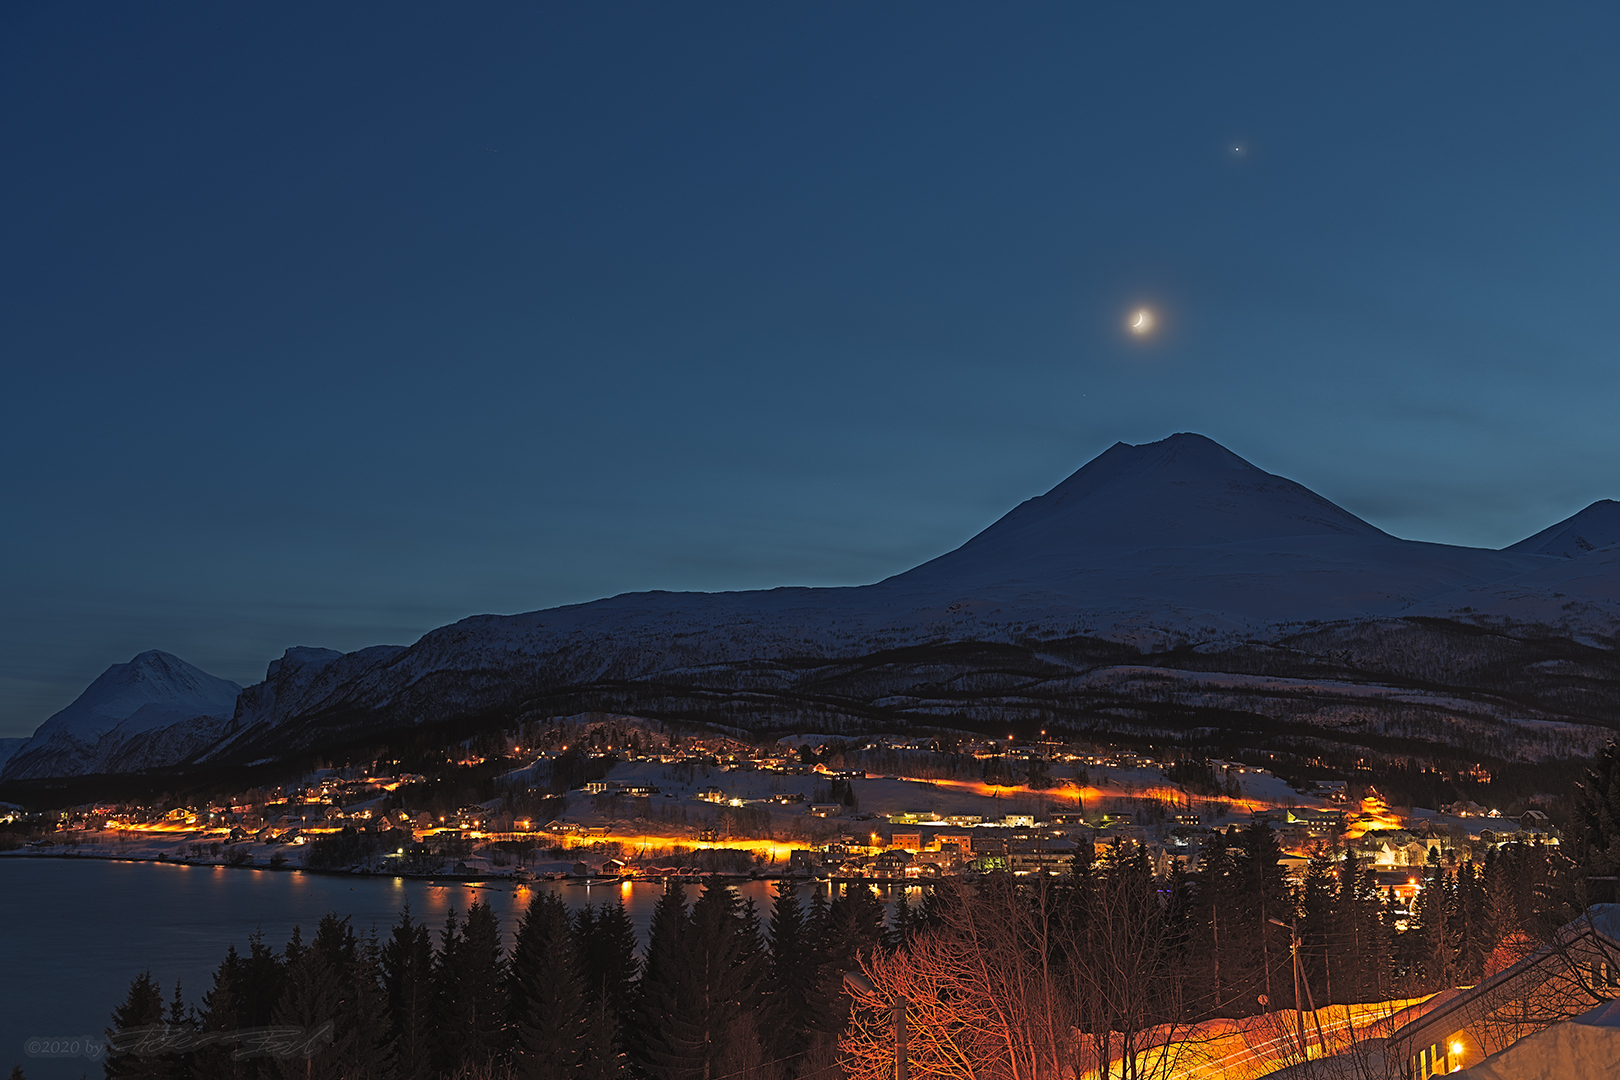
[1342,790,1402,839]
[893,775,1271,815]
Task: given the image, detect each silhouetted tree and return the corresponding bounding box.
[508,891,583,1078]
[380,904,435,1080]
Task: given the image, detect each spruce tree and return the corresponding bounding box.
[1456,859,1489,984]
[192,948,245,1080]
[454,901,509,1072]
[104,970,168,1080]
[239,928,287,1029]
[645,884,763,1080]
[1237,821,1295,1012]
[271,943,341,1080]
[1575,739,1620,878]
[380,904,435,1080]
[1299,851,1337,1007]
[885,893,916,953]
[575,901,639,1076]
[762,884,816,1063]
[1185,831,1241,1016]
[630,881,689,1076]
[162,982,192,1080]
[344,925,393,1080]
[430,906,465,1076]
[507,891,584,1078]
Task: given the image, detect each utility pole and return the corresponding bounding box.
[845,971,909,1080]
[1270,917,1329,1072]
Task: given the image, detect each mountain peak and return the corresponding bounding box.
[0,651,242,780]
[1505,499,1620,558]
[902,434,1384,584]
[60,652,241,733]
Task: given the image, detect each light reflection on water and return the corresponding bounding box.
[0,858,916,1080]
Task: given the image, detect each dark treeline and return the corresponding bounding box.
[101,881,913,1080]
[842,827,1585,1079]
[101,833,1575,1080]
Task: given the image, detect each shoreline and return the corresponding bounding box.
[0,847,798,887]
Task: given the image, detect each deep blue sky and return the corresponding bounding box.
[4,4,1619,735]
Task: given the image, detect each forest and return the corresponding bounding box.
[79,829,1583,1080]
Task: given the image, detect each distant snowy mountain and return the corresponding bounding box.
[1505,499,1620,558]
[10,434,1620,781]
[0,651,242,780]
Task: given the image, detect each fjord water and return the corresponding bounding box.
[0,858,786,1080]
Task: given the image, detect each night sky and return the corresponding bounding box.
[5,5,1619,735]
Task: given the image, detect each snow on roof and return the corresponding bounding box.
[1392,905,1620,1061]
[1454,996,1620,1078]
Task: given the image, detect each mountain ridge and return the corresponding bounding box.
[8,434,1619,781]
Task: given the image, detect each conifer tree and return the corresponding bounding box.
[431,907,465,1075]
[507,891,584,1078]
[381,904,435,1080]
[191,948,245,1080]
[736,897,770,1018]
[454,901,509,1072]
[885,893,917,952]
[162,982,192,1080]
[272,925,347,1080]
[1184,830,1244,1016]
[583,901,640,1033]
[104,970,168,1080]
[822,884,884,975]
[239,929,287,1029]
[1299,851,1337,1006]
[1237,821,1295,1012]
[574,901,639,1077]
[630,881,689,1076]
[1484,843,1522,964]
[762,884,817,1063]
[638,884,766,1080]
[1455,859,1489,984]
[1575,739,1620,878]
[1415,848,1457,993]
[345,925,393,1080]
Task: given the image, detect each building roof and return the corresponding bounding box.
[1390,905,1620,1053]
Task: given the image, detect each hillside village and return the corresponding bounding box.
[2,713,1562,913]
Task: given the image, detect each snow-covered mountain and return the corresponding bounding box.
[1505,499,1620,558]
[1,651,242,780]
[10,434,1620,780]
[883,433,1554,629]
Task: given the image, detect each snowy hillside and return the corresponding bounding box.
[1505,499,1620,558]
[0,651,242,780]
[187,434,1619,771]
[12,434,1620,780]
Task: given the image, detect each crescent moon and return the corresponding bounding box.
[1132,312,1146,329]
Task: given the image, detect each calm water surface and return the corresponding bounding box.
[0,857,830,1080]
